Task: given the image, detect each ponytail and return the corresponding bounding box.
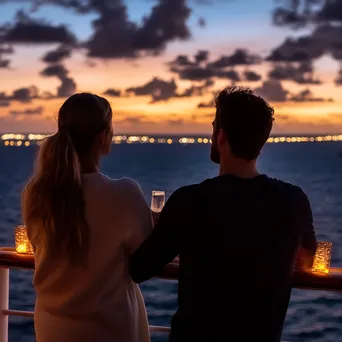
[22,130,89,265]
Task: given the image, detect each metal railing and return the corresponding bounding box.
[1,247,342,342]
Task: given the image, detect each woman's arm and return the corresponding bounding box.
[123,178,154,254]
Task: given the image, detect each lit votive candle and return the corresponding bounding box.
[15,225,34,255]
[311,241,332,274]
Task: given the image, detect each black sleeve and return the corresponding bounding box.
[129,187,188,283]
[299,190,317,255]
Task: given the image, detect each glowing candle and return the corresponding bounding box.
[15,225,34,255]
[311,241,332,274]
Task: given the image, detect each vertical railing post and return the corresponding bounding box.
[0,267,9,342]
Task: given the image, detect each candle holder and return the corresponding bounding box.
[15,225,34,255]
[311,241,332,274]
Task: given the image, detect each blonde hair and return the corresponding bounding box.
[22,93,112,264]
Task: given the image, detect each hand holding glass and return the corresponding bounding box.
[151,190,165,213]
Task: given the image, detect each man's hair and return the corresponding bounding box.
[215,86,274,160]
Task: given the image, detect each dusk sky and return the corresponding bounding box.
[0,0,342,134]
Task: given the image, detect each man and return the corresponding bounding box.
[129,86,317,342]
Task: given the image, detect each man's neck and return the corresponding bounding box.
[219,159,259,179]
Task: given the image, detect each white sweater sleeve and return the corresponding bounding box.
[121,178,153,254]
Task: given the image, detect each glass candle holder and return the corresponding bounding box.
[311,241,332,274]
[15,225,34,255]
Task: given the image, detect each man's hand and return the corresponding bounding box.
[295,246,315,272]
[152,211,160,225]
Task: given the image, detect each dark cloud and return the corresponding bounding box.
[268,62,321,84]
[288,89,333,102]
[133,0,191,52]
[169,55,195,67]
[0,81,75,104]
[255,80,288,102]
[198,17,206,27]
[0,92,10,107]
[169,49,209,69]
[207,49,261,69]
[40,63,77,97]
[194,50,209,64]
[127,77,177,103]
[0,45,14,54]
[266,35,324,62]
[335,69,342,85]
[0,58,10,68]
[104,89,121,97]
[176,79,213,97]
[272,7,307,28]
[40,64,69,78]
[10,106,44,116]
[197,100,214,108]
[42,45,72,63]
[272,0,342,27]
[172,65,240,81]
[12,86,39,102]
[168,118,184,126]
[57,76,76,97]
[255,80,331,103]
[40,91,55,99]
[0,44,14,68]
[318,0,342,22]
[1,1,192,60]
[174,66,214,81]
[125,116,143,125]
[0,101,10,107]
[0,86,40,104]
[121,115,155,125]
[1,10,77,45]
[270,1,342,82]
[84,0,191,59]
[126,77,213,103]
[317,25,342,61]
[243,70,262,82]
[216,70,240,82]
[169,49,256,82]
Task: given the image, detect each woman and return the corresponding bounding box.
[22,93,153,342]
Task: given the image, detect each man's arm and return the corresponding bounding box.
[295,190,317,272]
[151,210,160,225]
[129,187,187,283]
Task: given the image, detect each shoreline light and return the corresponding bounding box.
[2,134,342,146]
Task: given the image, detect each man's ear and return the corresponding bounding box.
[217,129,227,147]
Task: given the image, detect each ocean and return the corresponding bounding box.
[1,140,342,342]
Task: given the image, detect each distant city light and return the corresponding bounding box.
[1,133,342,147]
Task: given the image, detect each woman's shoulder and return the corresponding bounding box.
[100,175,140,189]
[95,174,143,196]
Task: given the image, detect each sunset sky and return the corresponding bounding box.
[0,0,342,134]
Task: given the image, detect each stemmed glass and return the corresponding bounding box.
[151,190,165,212]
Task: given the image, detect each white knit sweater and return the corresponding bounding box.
[29,173,153,342]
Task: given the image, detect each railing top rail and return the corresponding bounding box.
[1,247,342,292]
[0,248,34,269]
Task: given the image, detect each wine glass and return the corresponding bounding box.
[151,190,165,212]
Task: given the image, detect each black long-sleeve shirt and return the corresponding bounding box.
[130,174,317,342]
